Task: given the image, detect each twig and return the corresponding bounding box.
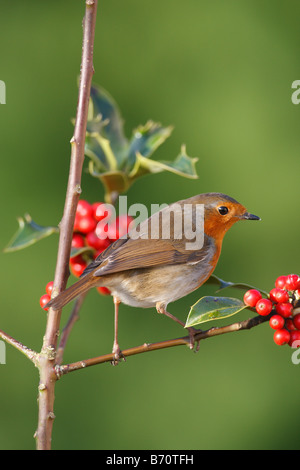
[56,313,270,376]
[0,329,38,365]
[36,0,98,450]
[56,292,87,365]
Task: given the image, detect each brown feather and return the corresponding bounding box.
[84,199,207,278]
[46,274,99,310]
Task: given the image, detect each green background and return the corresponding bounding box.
[1,0,300,450]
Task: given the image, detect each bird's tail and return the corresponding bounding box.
[45,274,99,310]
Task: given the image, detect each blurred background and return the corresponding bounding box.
[0,0,300,450]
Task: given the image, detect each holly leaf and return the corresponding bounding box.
[185,296,247,327]
[4,214,59,252]
[129,145,198,181]
[83,84,199,203]
[158,144,199,178]
[126,121,173,171]
[87,84,128,166]
[207,274,269,296]
[85,133,119,172]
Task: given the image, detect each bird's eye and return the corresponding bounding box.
[218,206,229,216]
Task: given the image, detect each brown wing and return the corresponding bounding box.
[81,236,209,278]
[81,200,209,278]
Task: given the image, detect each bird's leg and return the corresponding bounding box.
[156,302,201,351]
[111,296,125,365]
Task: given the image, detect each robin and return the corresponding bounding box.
[46,192,260,362]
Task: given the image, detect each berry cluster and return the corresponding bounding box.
[244,274,300,348]
[40,199,134,310]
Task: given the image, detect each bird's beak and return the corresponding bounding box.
[240,211,261,221]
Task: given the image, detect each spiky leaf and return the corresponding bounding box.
[129,144,198,181]
[4,214,58,252]
[87,84,128,166]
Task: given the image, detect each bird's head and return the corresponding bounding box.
[197,192,260,241]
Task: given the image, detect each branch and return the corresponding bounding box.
[56,293,87,365]
[36,0,98,450]
[56,313,270,376]
[0,329,38,365]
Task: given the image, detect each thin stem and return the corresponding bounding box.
[0,329,38,365]
[36,0,98,450]
[56,292,87,366]
[56,313,270,376]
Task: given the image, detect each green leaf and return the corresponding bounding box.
[207,274,269,296]
[129,144,198,181]
[156,144,198,178]
[126,121,173,171]
[87,84,128,166]
[85,133,119,172]
[4,214,59,252]
[185,296,247,327]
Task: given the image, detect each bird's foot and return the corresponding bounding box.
[111,343,126,366]
[187,327,201,352]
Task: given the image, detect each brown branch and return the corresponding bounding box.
[56,292,87,365]
[35,0,98,450]
[0,329,39,365]
[56,313,270,376]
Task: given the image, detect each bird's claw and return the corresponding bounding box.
[188,327,201,353]
[111,344,126,366]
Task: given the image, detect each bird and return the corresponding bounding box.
[46,192,260,362]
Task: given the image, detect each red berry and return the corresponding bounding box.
[273,329,290,346]
[285,318,297,331]
[75,215,97,234]
[286,318,297,331]
[71,233,85,249]
[97,286,111,296]
[45,281,54,296]
[292,313,300,330]
[70,255,87,278]
[92,202,113,222]
[243,289,262,307]
[269,288,289,304]
[40,294,51,311]
[285,274,300,291]
[256,298,273,316]
[275,302,293,318]
[275,275,288,290]
[288,330,300,348]
[76,200,93,218]
[86,230,111,251]
[269,315,285,330]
